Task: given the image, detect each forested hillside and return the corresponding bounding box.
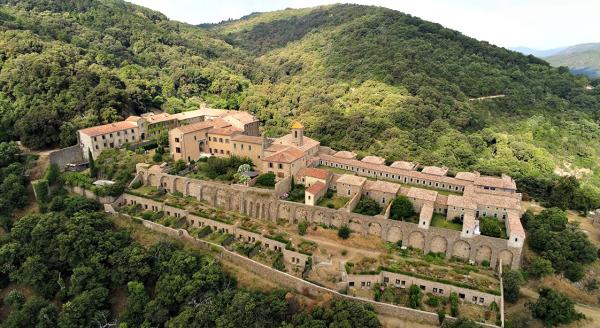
[212,5,600,209]
[544,43,600,78]
[0,0,253,148]
[2,1,600,208]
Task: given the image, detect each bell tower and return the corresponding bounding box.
[291,121,304,146]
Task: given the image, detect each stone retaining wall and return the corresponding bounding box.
[346,272,500,306]
[121,193,310,267]
[135,165,521,269]
[131,215,500,328]
[49,145,84,170]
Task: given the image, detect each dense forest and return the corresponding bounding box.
[0,144,382,326]
[2,0,600,208]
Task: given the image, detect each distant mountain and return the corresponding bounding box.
[510,46,566,58]
[544,43,600,78]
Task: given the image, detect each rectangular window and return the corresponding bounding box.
[349,282,354,287]
[175,138,179,142]
[219,138,223,142]
[269,163,273,168]
[176,147,181,153]
[249,145,252,151]
[278,163,283,169]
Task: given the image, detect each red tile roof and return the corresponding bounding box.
[263,147,305,163]
[79,121,138,137]
[298,167,331,180]
[306,181,326,195]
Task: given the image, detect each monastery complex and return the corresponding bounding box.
[77,108,525,271]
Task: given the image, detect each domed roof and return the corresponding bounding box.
[290,121,304,129]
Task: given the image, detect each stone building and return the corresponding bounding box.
[78,116,146,160]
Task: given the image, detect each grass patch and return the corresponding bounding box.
[316,190,349,209]
[430,213,462,231]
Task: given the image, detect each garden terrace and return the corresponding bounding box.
[316,190,349,209]
[345,247,500,295]
[430,213,463,231]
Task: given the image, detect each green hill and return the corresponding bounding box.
[544,43,600,78]
[213,5,600,205]
[2,1,600,207]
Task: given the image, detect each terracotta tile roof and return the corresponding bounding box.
[145,113,176,123]
[224,111,258,125]
[420,202,434,223]
[232,134,264,144]
[390,161,416,170]
[264,144,289,153]
[273,133,320,153]
[79,121,138,137]
[306,181,326,195]
[173,121,215,134]
[172,109,210,121]
[208,126,242,136]
[407,187,438,202]
[474,174,517,190]
[298,167,331,180]
[507,210,525,238]
[125,116,142,122]
[364,180,400,194]
[469,193,521,210]
[447,195,477,210]
[263,147,305,163]
[361,155,386,165]
[435,194,448,205]
[463,211,476,231]
[318,154,471,187]
[455,171,480,182]
[334,151,357,159]
[421,166,448,176]
[336,174,367,186]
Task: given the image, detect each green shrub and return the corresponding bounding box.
[527,257,554,279]
[425,294,440,307]
[481,260,490,267]
[255,172,276,187]
[449,292,459,317]
[480,217,502,238]
[338,225,351,239]
[298,221,308,235]
[408,284,422,308]
[437,309,446,325]
[352,196,382,216]
[389,195,415,220]
[527,288,584,327]
[502,270,523,303]
[33,179,49,203]
[272,252,285,271]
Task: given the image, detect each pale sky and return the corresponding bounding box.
[127,0,599,49]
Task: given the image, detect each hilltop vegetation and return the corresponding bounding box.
[544,43,600,78]
[2,1,600,208]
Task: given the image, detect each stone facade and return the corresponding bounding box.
[346,271,500,306]
[134,163,523,269]
[120,193,310,267]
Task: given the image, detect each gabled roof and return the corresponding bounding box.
[263,147,305,163]
[298,167,331,180]
[474,174,517,190]
[306,181,326,195]
[361,156,386,165]
[273,133,320,152]
[333,151,357,159]
[455,171,480,182]
[232,134,264,144]
[447,195,477,210]
[79,121,138,137]
[224,111,258,125]
[390,160,416,170]
[421,166,448,176]
[172,121,214,134]
[407,187,438,202]
[364,180,400,194]
[336,174,367,186]
[208,126,242,136]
